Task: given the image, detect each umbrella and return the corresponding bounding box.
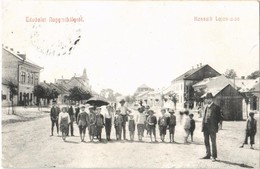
[86,95,109,107]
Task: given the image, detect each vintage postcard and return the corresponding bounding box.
[1,0,259,168]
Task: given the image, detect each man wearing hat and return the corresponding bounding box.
[75,103,80,122]
[50,100,60,136]
[147,110,157,142]
[119,99,132,140]
[201,93,222,162]
[240,112,257,149]
[77,105,89,142]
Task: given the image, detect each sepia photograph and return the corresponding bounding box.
[1,0,259,168]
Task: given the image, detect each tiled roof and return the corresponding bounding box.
[173,64,207,81]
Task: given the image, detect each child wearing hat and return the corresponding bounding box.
[96,107,104,142]
[88,106,96,142]
[168,109,176,143]
[136,106,146,141]
[240,112,257,149]
[147,110,157,142]
[158,108,169,142]
[114,109,123,140]
[77,106,89,142]
[189,113,196,142]
[128,114,135,141]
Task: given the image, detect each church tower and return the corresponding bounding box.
[82,68,88,80]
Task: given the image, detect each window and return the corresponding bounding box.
[35,76,39,85]
[31,74,34,85]
[28,73,30,84]
[21,72,26,83]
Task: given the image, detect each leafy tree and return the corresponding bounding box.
[69,87,91,102]
[33,85,46,105]
[7,81,18,114]
[247,70,260,79]
[224,69,237,79]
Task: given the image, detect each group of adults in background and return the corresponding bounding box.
[50,92,257,162]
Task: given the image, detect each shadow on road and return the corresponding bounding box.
[217,160,254,168]
[64,140,80,144]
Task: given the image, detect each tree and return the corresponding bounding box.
[33,85,46,105]
[68,87,91,102]
[7,81,18,114]
[247,70,260,79]
[100,88,117,102]
[194,88,206,106]
[125,95,135,104]
[224,69,237,79]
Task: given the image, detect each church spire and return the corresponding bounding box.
[82,67,88,80]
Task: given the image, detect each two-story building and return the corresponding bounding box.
[2,47,43,106]
[171,64,221,109]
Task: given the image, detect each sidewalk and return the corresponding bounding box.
[1,106,50,125]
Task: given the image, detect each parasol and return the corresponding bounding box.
[86,95,109,107]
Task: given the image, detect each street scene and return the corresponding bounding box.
[1,1,259,169]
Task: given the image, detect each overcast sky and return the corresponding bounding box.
[2,1,259,95]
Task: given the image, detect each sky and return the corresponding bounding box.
[2,0,259,95]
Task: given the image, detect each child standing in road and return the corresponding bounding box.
[136,106,146,141]
[158,108,168,142]
[59,107,71,141]
[183,110,191,144]
[96,107,104,142]
[240,112,257,149]
[168,109,176,143]
[128,115,135,141]
[77,105,89,142]
[189,114,195,142]
[147,110,157,142]
[114,109,123,140]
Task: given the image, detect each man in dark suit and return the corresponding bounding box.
[201,93,222,162]
[50,100,60,136]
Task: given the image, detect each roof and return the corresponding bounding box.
[135,91,150,99]
[68,76,86,87]
[3,48,43,70]
[193,75,233,89]
[172,64,220,82]
[138,84,150,89]
[201,84,233,98]
[229,77,259,92]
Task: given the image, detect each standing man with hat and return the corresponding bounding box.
[50,100,60,136]
[201,93,222,162]
[119,99,132,140]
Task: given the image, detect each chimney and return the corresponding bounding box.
[197,64,199,68]
[74,73,76,77]
[241,76,245,79]
[5,46,8,49]
[10,48,13,51]
[17,51,20,54]
[200,63,202,67]
[192,66,194,70]
[61,75,63,79]
[54,78,56,83]
[44,80,46,83]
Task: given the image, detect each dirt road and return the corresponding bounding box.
[2,112,259,168]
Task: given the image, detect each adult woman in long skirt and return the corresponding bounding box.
[59,107,71,141]
[104,105,113,141]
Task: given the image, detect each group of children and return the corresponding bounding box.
[56,102,197,143]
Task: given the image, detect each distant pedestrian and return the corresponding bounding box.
[168,109,176,143]
[136,106,146,141]
[201,93,222,162]
[50,100,60,136]
[114,109,123,140]
[119,99,132,140]
[147,110,157,142]
[158,108,168,142]
[189,114,196,142]
[96,107,104,142]
[88,106,96,142]
[58,107,71,141]
[183,110,191,144]
[77,105,89,142]
[240,112,257,149]
[104,105,113,141]
[128,115,135,141]
[75,103,80,122]
[67,104,74,136]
